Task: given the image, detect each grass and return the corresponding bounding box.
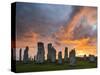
[16,60,97,73]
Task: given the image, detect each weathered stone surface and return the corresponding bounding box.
[36,42,45,64]
[64,47,68,63]
[58,51,62,64]
[51,46,56,63]
[47,43,56,63]
[47,43,52,62]
[69,49,76,66]
[23,46,29,64]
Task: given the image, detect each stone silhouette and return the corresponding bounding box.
[51,46,56,63]
[36,42,45,64]
[33,56,36,62]
[83,54,87,61]
[47,43,56,63]
[19,48,22,62]
[11,48,16,61]
[88,54,96,62]
[33,55,37,63]
[47,43,52,62]
[64,47,68,63]
[69,48,76,66]
[23,46,29,64]
[58,51,62,64]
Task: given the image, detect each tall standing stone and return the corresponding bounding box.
[51,46,56,63]
[36,42,45,64]
[23,46,29,64]
[69,48,76,66]
[58,51,62,64]
[64,47,68,63]
[47,43,52,62]
[11,48,16,61]
[19,48,22,62]
[47,43,56,63]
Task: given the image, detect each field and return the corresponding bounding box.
[16,60,97,73]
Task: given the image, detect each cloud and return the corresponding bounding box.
[54,6,97,41]
[15,2,97,56]
[16,2,73,40]
[49,6,97,56]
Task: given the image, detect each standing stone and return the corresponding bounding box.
[58,51,62,64]
[23,46,29,64]
[69,48,76,66]
[34,55,37,63]
[47,43,56,63]
[19,48,22,62]
[36,42,45,64]
[32,58,34,62]
[64,47,68,63]
[51,46,56,63]
[83,54,87,61]
[88,54,96,62]
[47,43,52,62]
[33,56,36,62]
[11,48,16,61]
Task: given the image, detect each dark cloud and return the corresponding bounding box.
[72,16,97,40]
[15,2,97,49]
[16,2,74,40]
[15,2,97,57]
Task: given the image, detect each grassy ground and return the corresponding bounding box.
[16,60,97,73]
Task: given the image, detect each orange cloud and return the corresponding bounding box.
[59,38,96,56]
[15,6,97,59]
[64,7,97,39]
[52,7,97,56]
[16,32,39,48]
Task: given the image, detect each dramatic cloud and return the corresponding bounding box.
[16,2,73,40]
[15,2,97,58]
[52,6,97,56]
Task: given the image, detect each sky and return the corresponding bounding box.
[14,2,97,60]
